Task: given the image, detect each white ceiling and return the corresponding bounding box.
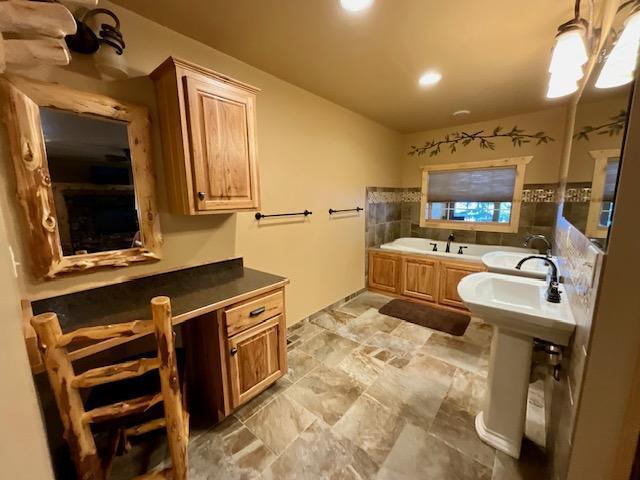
[113,0,576,133]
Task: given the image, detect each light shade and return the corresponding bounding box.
[419,71,442,87]
[546,25,588,99]
[340,0,374,12]
[94,46,128,80]
[596,9,640,89]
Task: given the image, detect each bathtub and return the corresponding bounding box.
[379,237,534,262]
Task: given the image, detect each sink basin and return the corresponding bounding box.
[457,272,575,459]
[458,272,574,345]
[482,251,557,280]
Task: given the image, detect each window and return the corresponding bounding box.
[419,157,531,233]
[586,150,620,238]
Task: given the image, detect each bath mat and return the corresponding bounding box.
[379,299,470,336]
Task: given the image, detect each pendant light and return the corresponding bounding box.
[596,2,640,89]
[547,18,589,98]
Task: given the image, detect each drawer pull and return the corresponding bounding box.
[198,191,206,201]
[230,347,238,355]
[249,306,266,317]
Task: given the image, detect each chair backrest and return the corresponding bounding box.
[31,296,188,480]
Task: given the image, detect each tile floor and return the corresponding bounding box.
[116,291,548,479]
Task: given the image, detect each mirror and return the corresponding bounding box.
[41,108,141,256]
[1,76,162,279]
[562,42,634,249]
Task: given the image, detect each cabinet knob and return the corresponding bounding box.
[198,191,206,201]
[230,347,238,356]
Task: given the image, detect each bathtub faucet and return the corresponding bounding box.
[445,233,455,253]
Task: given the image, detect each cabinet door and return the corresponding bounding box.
[183,75,260,212]
[401,256,438,302]
[369,251,400,293]
[227,315,286,408]
[438,261,484,309]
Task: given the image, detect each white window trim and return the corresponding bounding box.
[586,149,620,239]
[419,156,532,233]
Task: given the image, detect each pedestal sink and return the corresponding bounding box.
[482,251,558,279]
[458,272,575,458]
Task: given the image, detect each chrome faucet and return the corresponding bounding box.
[516,256,561,303]
[523,234,552,257]
[445,233,455,253]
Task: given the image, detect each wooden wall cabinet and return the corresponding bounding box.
[183,287,286,420]
[401,256,439,302]
[151,57,261,215]
[368,249,485,312]
[368,251,401,293]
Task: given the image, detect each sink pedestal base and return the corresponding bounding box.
[475,327,533,459]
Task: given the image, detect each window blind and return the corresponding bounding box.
[603,159,620,202]
[427,166,517,203]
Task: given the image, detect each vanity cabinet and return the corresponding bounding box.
[369,251,401,293]
[226,315,286,408]
[368,249,485,312]
[151,57,261,215]
[438,260,485,309]
[401,256,439,302]
[183,287,287,420]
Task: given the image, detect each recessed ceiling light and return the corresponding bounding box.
[453,110,471,116]
[419,70,442,87]
[340,0,374,12]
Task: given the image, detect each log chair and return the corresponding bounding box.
[31,296,189,480]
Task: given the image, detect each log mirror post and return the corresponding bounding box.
[0,75,162,279]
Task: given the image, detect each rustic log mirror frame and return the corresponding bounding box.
[0,76,162,279]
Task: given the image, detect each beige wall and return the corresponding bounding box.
[400,107,569,187]
[0,1,401,324]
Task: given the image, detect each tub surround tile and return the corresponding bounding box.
[243,394,316,454]
[298,330,359,367]
[377,423,492,480]
[287,364,365,426]
[333,393,406,466]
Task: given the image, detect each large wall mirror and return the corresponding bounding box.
[1,76,162,279]
[562,35,634,250]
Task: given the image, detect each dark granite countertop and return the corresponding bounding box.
[31,258,288,334]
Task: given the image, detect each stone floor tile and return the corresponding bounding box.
[366,356,455,431]
[188,416,276,480]
[389,320,433,348]
[311,308,401,344]
[429,398,497,468]
[377,423,492,480]
[333,393,405,466]
[262,420,378,480]
[286,320,322,351]
[298,330,360,367]
[335,291,394,317]
[243,394,315,454]
[421,332,489,376]
[287,364,365,426]
[492,440,549,480]
[446,368,487,415]
[282,349,320,384]
[233,377,292,422]
[338,346,386,386]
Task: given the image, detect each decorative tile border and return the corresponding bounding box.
[564,188,592,203]
[521,188,557,203]
[368,184,560,204]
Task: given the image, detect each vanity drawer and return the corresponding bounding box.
[224,290,284,336]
